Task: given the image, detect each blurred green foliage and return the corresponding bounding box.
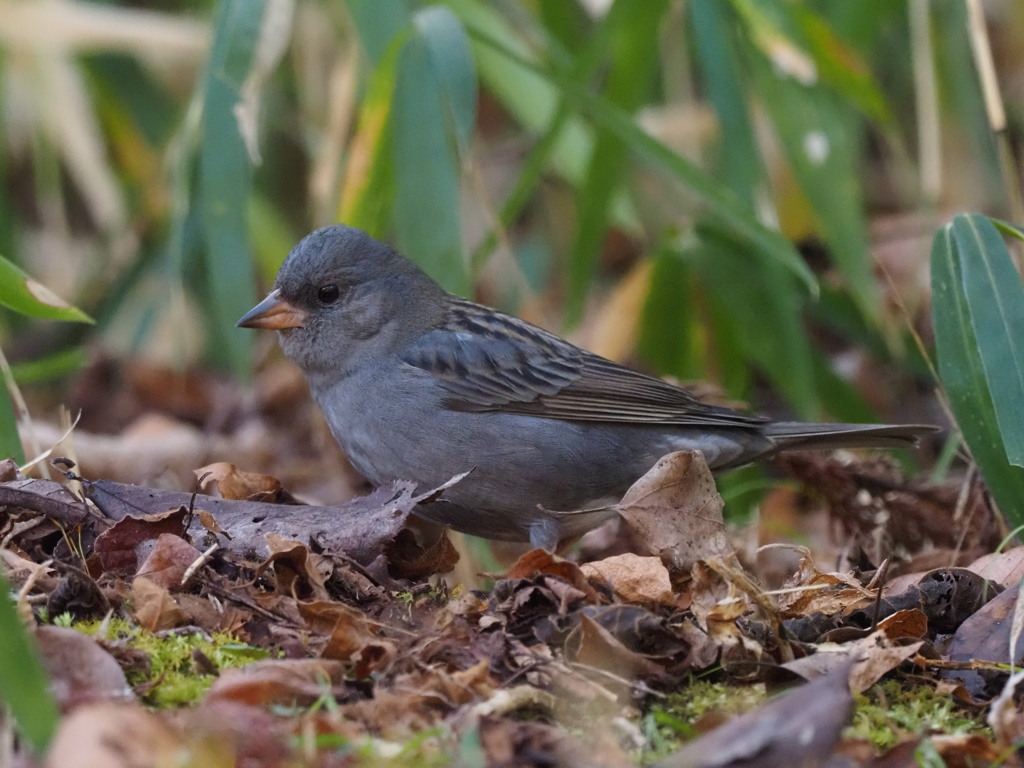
[0,571,60,754]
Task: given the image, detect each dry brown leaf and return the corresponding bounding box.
[195,508,227,535]
[195,461,300,504]
[131,575,189,631]
[782,628,924,695]
[45,703,180,768]
[205,658,346,706]
[93,507,190,576]
[968,545,1024,588]
[943,581,1022,700]
[581,553,674,605]
[847,635,925,694]
[775,555,874,617]
[478,714,634,768]
[260,534,331,601]
[35,625,134,709]
[508,549,594,591]
[135,532,201,589]
[988,669,1024,751]
[386,526,460,578]
[299,600,397,676]
[567,612,665,682]
[616,451,732,575]
[876,608,928,640]
[86,475,464,567]
[653,662,854,768]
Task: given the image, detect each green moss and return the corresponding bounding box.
[639,677,766,763]
[70,617,268,707]
[848,679,990,750]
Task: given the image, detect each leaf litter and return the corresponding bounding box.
[0,390,1020,767]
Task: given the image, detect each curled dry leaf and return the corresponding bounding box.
[775,555,875,617]
[386,526,460,578]
[616,451,732,575]
[195,461,301,504]
[567,612,666,683]
[298,600,397,676]
[783,612,927,693]
[506,548,599,603]
[259,534,331,601]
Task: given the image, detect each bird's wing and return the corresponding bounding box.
[398,299,764,427]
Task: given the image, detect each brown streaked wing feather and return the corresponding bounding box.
[399,299,765,428]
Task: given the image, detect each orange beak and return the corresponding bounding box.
[236,289,309,330]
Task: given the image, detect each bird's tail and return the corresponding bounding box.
[765,422,938,452]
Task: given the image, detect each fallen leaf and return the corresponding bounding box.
[45,703,180,768]
[85,476,464,570]
[195,462,301,504]
[205,658,347,706]
[259,534,331,601]
[93,507,190,576]
[135,533,201,589]
[581,553,674,605]
[652,662,854,768]
[131,576,189,631]
[943,582,1023,700]
[616,451,732,575]
[36,626,134,709]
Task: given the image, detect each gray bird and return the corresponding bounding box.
[238,225,934,550]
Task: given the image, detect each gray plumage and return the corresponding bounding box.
[238,225,934,549]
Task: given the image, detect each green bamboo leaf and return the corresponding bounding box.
[466,3,619,273]
[691,0,764,208]
[0,576,60,753]
[338,31,406,237]
[733,0,894,126]
[390,6,475,294]
[991,218,1024,242]
[576,86,817,296]
[637,246,698,380]
[345,0,410,66]
[0,257,92,324]
[414,6,477,147]
[789,5,893,126]
[462,24,816,296]
[931,220,1024,525]
[537,1,590,50]
[0,376,22,462]
[199,0,274,376]
[567,0,668,323]
[749,54,878,320]
[442,0,593,184]
[931,2,1003,204]
[692,222,818,416]
[952,214,1024,467]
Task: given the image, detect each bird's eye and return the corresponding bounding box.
[318,284,341,305]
